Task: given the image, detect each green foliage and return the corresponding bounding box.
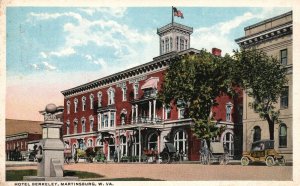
[233,48,288,140]
[159,50,232,141]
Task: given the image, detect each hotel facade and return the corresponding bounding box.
[61,21,243,161]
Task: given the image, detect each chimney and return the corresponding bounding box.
[212,48,222,56]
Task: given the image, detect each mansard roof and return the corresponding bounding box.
[61,48,200,97]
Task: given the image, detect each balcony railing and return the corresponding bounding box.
[131,116,162,125]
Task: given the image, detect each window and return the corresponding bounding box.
[165,106,171,120]
[279,124,287,147]
[180,38,184,50]
[90,94,94,109]
[162,40,165,54]
[165,38,169,52]
[97,92,102,107]
[176,36,179,50]
[133,134,140,156]
[82,96,86,111]
[96,138,104,147]
[67,100,70,114]
[73,119,78,134]
[66,120,70,135]
[253,126,261,142]
[280,87,289,109]
[89,116,94,132]
[81,118,86,133]
[226,102,233,122]
[280,49,287,65]
[185,39,188,49]
[122,86,127,101]
[148,133,158,150]
[174,130,187,154]
[223,132,234,157]
[104,114,108,128]
[121,114,126,125]
[133,83,139,99]
[87,139,93,147]
[107,87,115,105]
[170,37,173,51]
[120,136,127,156]
[74,98,78,113]
[110,112,115,127]
[178,108,185,119]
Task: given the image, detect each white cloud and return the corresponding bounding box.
[49,47,76,57]
[93,58,107,66]
[30,63,40,70]
[40,52,47,58]
[85,54,92,60]
[78,7,127,18]
[42,62,57,71]
[28,12,82,22]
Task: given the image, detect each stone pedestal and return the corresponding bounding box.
[24,103,78,181]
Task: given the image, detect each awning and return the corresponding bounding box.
[141,77,159,90]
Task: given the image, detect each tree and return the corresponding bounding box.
[233,48,288,140]
[159,50,234,143]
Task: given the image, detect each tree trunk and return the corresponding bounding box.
[265,115,274,140]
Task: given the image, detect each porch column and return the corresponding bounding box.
[162,104,165,121]
[131,105,134,124]
[153,99,156,123]
[135,104,138,124]
[148,101,152,122]
[138,127,141,162]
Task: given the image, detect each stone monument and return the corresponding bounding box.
[24,104,78,181]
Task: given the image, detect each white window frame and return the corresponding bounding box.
[120,135,127,157]
[74,98,78,113]
[110,112,115,128]
[90,94,94,109]
[174,130,187,154]
[165,106,171,120]
[67,100,70,114]
[226,102,233,122]
[73,118,78,134]
[107,87,115,105]
[81,117,86,133]
[122,86,127,101]
[148,133,158,150]
[97,91,102,107]
[87,139,93,147]
[133,83,139,99]
[89,115,94,132]
[222,131,234,157]
[82,96,86,111]
[178,107,185,119]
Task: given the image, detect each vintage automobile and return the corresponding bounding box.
[241,140,286,166]
[199,140,229,165]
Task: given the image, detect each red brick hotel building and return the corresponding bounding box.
[61,22,243,161]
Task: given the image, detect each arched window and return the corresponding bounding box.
[82,96,86,111]
[107,87,115,105]
[81,117,86,133]
[89,116,94,132]
[67,100,70,114]
[73,119,78,134]
[148,133,158,150]
[253,126,261,142]
[74,98,78,113]
[279,124,287,147]
[222,131,234,157]
[66,120,70,135]
[174,130,187,154]
[97,92,102,107]
[120,136,127,156]
[90,94,94,109]
[87,139,93,147]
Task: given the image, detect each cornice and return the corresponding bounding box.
[157,22,193,36]
[235,22,292,48]
[61,48,200,97]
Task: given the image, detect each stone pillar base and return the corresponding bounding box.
[23,176,79,181]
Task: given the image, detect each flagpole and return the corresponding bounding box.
[171,6,174,25]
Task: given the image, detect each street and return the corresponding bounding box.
[6,162,292,181]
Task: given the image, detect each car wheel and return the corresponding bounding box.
[266,156,275,167]
[241,156,249,166]
[278,158,286,166]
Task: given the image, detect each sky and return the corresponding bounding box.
[6,7,292,121]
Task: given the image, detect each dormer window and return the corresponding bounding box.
[107,87,115,105]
